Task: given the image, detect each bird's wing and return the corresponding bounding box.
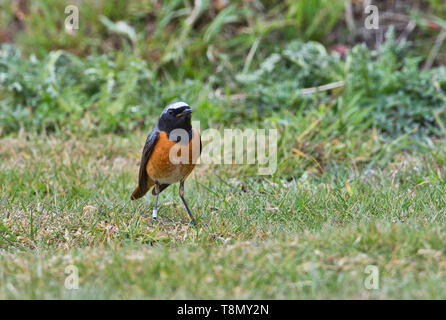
[194,127,202,154]
[131,129,159,200]
[199,130,202,154]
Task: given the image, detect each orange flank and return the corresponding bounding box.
[146,128,200,185]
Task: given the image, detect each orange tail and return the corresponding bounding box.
[130,185,148,200]
[130,178,154,200]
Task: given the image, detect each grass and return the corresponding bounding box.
[2,223,445,299]
[1,0,446,300]
[1,129,445,299]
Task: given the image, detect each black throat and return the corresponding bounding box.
[158,121,193,142]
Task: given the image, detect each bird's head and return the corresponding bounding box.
[158,101,193,134]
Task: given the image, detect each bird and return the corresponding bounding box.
[130,101,201,225]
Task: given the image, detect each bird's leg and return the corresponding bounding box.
[179,181,196,226]
[153,182,160,222]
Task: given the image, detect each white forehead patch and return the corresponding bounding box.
[167,101,189,110]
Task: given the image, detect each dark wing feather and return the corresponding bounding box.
[199,132,202,154]
[130,129,159,200]
[152,183,170,195]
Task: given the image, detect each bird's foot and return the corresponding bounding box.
[152,208,158,221]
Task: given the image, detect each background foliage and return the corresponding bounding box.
[1,0,446,138]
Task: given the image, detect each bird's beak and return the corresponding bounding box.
[176,108,192,117]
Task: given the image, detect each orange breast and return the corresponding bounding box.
[146,129,200,184]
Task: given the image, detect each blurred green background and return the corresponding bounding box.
[0,0,445,137]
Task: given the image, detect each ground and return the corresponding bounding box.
[1,130,445,299]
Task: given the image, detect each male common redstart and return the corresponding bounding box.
[130,101,201,225]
